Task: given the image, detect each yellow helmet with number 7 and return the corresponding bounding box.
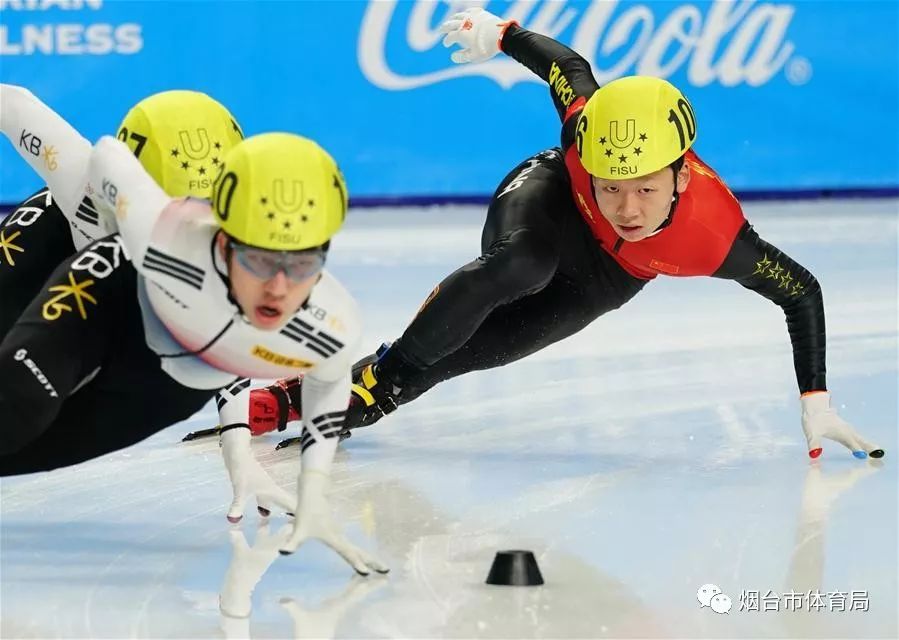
[575,76,697,179]
[116,90,244,198]
[211,132,348,251]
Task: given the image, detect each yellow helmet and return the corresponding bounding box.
[116,90,243,198]
[575,76,696,179]
[211,133,348,251]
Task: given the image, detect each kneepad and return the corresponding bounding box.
[248,380,301,436]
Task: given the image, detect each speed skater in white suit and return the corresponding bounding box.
[0,84,386,574]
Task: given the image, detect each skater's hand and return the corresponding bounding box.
[438,7,516,64]
[279,471,389,576]
[801,392,884,460]
[220,427,295,522]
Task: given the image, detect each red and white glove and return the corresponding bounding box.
[279,470,389,576]
[248,379,301,437]
[220,427,295,522]
[438,7,517,64]
[800,392,884,459]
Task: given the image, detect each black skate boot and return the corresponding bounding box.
[345,342,405,431]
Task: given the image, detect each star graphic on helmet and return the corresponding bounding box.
[266,212,275,221]
[260,197,268,205]
[214,141,222,151]
[198,166,206,176]
[598,137,607,145]
[307,199,315,207]
[639,132,647,141]
[170,148,180,158]
[212,157,220,166]
[633,147,642,156]
[180,161,190,170]
[301,215,308,222]
[618,154,627,163]
[604,149,613,158]
[283,221,292,230]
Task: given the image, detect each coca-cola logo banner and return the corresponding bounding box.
[1,0,896,202]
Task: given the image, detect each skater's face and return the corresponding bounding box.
[592,162,690,242]
[218,235,321,330]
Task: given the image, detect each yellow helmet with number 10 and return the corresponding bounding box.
[575,76,697,179]
[211,132,348,252]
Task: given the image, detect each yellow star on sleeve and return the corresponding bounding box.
[753,254,772,275]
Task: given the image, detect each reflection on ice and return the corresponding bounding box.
[218,522,387,638]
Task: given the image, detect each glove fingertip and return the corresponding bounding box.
[227,514,243,523]
[852,450,868,459]
[808,447,823,459]
[869,449,885,459]
[354,567,371,577]
[257,506,271,517]
[278,549,293,556]
[438,20,461,34]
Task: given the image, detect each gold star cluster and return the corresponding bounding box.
[754,254,804,297]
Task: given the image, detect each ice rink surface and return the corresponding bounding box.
[1,199,897,639]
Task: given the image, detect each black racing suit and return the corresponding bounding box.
[325,25,826,427]
[0,235,214,475]
[0,188,86,339]
[382,147,648,396]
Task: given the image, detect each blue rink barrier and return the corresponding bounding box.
[1,0,897,204]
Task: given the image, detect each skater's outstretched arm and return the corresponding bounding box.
[87,135,171,264]
[439,8,599,123]
[279,322,389,576]
[87,134,218,298]
[713,225,884,460]
[714,224,824,394]
[217,379,297,523]
[0,84,93,218]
